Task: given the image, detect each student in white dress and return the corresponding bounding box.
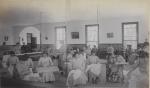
[7,51,19,78]
[2,52,10,68]
[37,53,55,83]
[67,52,87,87]
[25,57,33,67]
[86,52,107,83]
[127,51,149,88]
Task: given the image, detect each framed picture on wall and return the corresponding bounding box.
[107,32,114,38]
[71,32,79,39]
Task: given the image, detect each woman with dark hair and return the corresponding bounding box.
[86,51,107,84]
[66,52,87,87]
[126,50,149,88]
[37,52,55,83]
[7,51,19,78]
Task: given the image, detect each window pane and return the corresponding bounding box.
[56,28,65,41]
[124,24,136,29]
[56,27,66,49]
[124,28,136,37]
[87,42,98,49]
[86,25,99,49]
[87,26,98,41]
[123,23,138,49]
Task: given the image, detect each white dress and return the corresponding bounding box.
[37,56,55,82]
[7,56,19,77]
[128,67,148,88]
[2,55,10,68]
[86,56,107,83]
[67,57,87,87]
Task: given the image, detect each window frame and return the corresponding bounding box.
[55,26,66,49]
[85,24,99,48]
[122,22,139,49]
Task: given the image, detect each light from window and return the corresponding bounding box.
[86,25,99,48]
[56,27,66,49]
[123,23,138,49]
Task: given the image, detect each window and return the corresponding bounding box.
[122,22,138,50]
[86,24,99,48]
[107,32,114,38]
[56,26,66,50]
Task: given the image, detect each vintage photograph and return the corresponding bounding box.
[0,0,149,88]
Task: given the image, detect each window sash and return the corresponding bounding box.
[56,27,66,49]
[123,22,138,49]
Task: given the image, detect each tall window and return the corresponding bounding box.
[86,24,99,48]
[56,26,66,50]
[122,22,138,50]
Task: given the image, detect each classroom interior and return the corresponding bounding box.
[0,0,149,88]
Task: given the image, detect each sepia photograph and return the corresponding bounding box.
[0,0,149,88]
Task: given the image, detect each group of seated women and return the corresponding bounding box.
[65,44,149,88]
[1,43,149,88]
[1,51,59,83]
[65,47,107,87]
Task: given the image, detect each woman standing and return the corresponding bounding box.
[2,52,10,68]
[7,51,19,78]
[37,53,55,83]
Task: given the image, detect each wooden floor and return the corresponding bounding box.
[0,63,128,88]
[1,73,128,88]
[0,64,127,88]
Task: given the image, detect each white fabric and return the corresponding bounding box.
[123,70,129,76]
[72,57,85,71]
[73,69,82,80]
[86,64,102,76]
[25,59,33,68]
[67,69,87,86]
[67,69,82,80]
[8,65,14,76]
[37,66,59,73]
[37,56,55,82]
[23,73,41,81]
[2,55,10,68]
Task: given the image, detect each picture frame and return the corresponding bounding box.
[71,32,79,39]
[107,32,114,38]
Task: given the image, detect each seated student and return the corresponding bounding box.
[25,57,34,72]
[123,51,139,83]
[91,45,98,55]
[16,61,32,79]
[126,51,149,88]
[14,60,41,82]
[84,45,91,58]
[115,51,127,82]
[65,50,74,74]
[2,52,10,68]
[106,46,119,82]
[7,51,19,78]
[86,52,100,65]
[37,52,55,83]
[80,49,86,60]
[86,52,107,83]
[14,43,21,54]
[66,50,74,62]
[66,52,87,87]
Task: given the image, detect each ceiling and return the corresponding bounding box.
[0,0,149,25]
